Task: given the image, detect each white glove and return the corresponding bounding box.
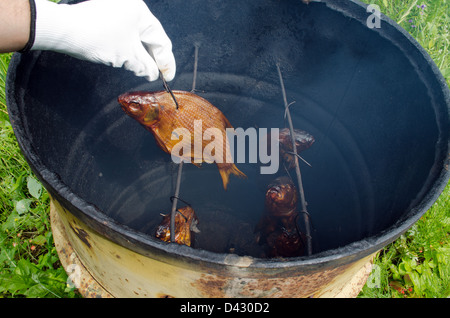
[30,0,176,81]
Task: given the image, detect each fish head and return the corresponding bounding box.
[279,128,315,153]
[118,91,162,125]
[293,130,315,151]
[265,176,298,216]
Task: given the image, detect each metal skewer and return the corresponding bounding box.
[158,71,181,242]
[276,63,313,256]
[191,43,200,93]
[169,161,183,242]
[160,70,179,110]
[168,44,200,243]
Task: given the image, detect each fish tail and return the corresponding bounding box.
[218,163,247,190]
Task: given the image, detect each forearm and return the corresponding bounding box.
[0,0,31,53]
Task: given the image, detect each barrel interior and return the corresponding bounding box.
[9,0,448,258]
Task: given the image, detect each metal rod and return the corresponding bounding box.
[160,71,180,242]
[191,43,200,93]
[160,70,179,109]
[170,161,183,242]
[169,44,200,243]
[276,63,312,256]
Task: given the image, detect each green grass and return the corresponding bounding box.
[359,182,449,297]
[0,53,79,297]
[0,0,449,298]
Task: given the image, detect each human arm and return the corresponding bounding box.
[0,0,176,81]
[0,0,31,52]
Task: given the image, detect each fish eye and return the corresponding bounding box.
[129,102,141,113]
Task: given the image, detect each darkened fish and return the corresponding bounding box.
[264,176,299,217]
[278,128,315,169]
[255,176,305,258]
[155,206,199,247]
[118,90,246,190]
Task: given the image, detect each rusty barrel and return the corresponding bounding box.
[6,0,449,297]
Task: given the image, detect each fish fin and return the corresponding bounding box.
[218,164,247,190]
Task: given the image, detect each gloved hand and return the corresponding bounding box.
[29,0,176,81]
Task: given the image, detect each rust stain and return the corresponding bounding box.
[192,274,228,297]
[246,268,344,298]
[50,202,113,298]
[69,224,92,248]
[192,263,351,298]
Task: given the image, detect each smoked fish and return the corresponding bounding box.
[155,206,199,247]
[118,90,246,189]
